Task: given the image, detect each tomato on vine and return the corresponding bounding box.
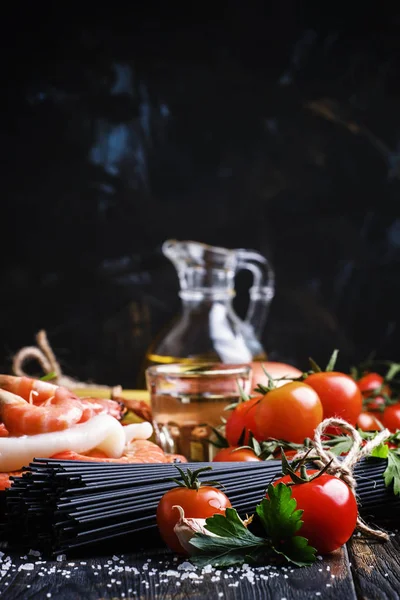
[254,381,323,444]
[356,411,383,432]
[156,466,231,554]
[382,403,400,433]
[356,372,391,412]
[304,350,362,427]
[272,452,358,555]
[225,395,262,445]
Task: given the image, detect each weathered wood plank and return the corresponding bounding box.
[0,545,357,600]
[347,529,400,600]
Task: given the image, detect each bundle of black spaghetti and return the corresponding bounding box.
[2,458,398,557]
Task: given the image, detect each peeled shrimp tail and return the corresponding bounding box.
[0,374,59,400]
[0,389,83,435]
[0,414,152,471]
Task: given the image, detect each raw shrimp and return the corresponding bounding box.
[78,397,126,422]
[0,375,126,422]
[0,389,83,436]
[0,471,23,491]
[52,442,187,464]
[0,374,79,405]
[0,414,153,471]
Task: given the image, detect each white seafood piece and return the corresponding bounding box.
[0,414,153,472]
[123,420,153,444]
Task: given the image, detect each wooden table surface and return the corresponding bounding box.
[0,527,398,600]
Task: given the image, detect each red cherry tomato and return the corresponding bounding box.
[382,403,400,433]
[304,372,362,426]
[272,471,358,554]
[225,396,262,445]
[356,372,384,395]
[156,486,231,554]
[365,395,387,411]
[356,372,390,411]
[356,412,383,432]
[255,382,323,444]
[212,446,261,462]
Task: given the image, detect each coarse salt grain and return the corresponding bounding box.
[165,570,180,577]
[177,561,196,571]
[19,564,34,571]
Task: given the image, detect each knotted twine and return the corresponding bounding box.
[12,330,122,398]
[292,417,391,541]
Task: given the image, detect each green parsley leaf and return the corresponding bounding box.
[370,443,389,459]
[189,509,270,568]
[257,483,316,566]
[256,483,303,539]
[189,484,316,568]
[202,508,261,540]
[384,450,400,495]
[274,534,317,567]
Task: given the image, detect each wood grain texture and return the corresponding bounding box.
[348,529,400,600]
[0,532,398,599]
[0,545,357,600]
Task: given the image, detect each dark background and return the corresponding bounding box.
[1,2,400,387]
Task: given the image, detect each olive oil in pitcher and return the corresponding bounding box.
[142,239,274,377]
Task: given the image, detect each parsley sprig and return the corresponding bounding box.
[188,483,316,568]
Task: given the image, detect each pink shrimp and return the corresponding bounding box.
[0,389,84,436]
[52,441,187,464]
[0,374,69,405]
[0,471,23,491]
[0,375,126,424]
[78,397,127,422]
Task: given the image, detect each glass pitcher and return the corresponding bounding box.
[145,239,275,368]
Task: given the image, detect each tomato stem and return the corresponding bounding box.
[325,349,339,372]
[171,465,224,491]
[308,357,322,373]
[300,464,309,481]
[280,448,335,485]
[385,363,400,382]
[308,349,339,375]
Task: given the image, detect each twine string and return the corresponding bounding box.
[12,330,121,397]
[293,417,392,541]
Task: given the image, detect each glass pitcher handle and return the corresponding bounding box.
[235,249,275,337]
